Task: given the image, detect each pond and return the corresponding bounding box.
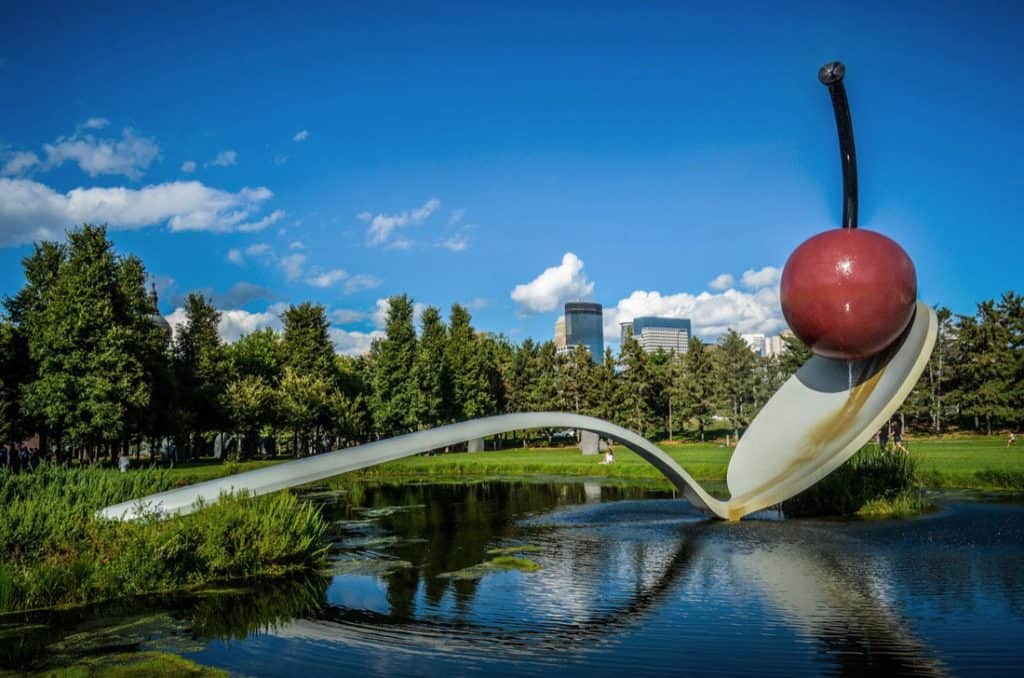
[2,480,1023,676]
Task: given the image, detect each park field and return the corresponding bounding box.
[349,435,1024,491]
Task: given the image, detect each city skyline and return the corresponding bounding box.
[2,2,1022,354]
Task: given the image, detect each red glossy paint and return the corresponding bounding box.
[780,228,916,360]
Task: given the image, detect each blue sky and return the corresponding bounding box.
[2,1,1021,353]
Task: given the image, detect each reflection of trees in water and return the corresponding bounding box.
[0,574,330,671]
[327,481,672,618]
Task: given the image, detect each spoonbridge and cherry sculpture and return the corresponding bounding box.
[100,62,937,522]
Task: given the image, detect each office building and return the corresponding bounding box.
[554,316,567,352]
[564,302,604,362]
[622,316,692,354]
[741,333,766,356]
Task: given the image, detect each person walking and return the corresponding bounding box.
[878,420,891,452]
[1009,431,1018,448]
[891,414,908,454]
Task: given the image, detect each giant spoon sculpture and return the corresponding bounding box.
[101,63,936,522]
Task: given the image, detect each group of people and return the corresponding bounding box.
[1,444,41,472]
[877,413,908,454]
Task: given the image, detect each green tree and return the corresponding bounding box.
[779,332,813,378]
[281,303,334,377]
[370,295,418,436]
[410,307,449,428]
[713,330,758,439]
[21,226,157,460]
[618,336,657,437]
[589,347,620,423]
[231,328,284,384]
[222,375,274,458]
[279,367,331,455]
[674,337,715,441]
[174,292,229,457]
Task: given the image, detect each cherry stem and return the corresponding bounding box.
[818,61,858,229]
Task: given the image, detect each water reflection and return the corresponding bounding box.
[1,482,1022,676]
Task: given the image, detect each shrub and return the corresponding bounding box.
[782,446,923,517]
[0,465,327,613]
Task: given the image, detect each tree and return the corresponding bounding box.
[410,307,449,429]
[231,328,284,384]
[20,226,157,460]
[618,335,657,437]
[278,367,331,455]
[589,348,620,423]
[281,303,334,377]
[713,330,758,439]
[370,295,418,436]
[674,337,715,441]
[779,332,813,378]
[222,375,274,458]
[174,293,229,457]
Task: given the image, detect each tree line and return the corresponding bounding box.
[0,225,1021,463]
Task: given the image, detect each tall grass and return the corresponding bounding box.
[782,446,928,517]
[0,465,327,613]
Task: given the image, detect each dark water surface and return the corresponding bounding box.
[2,481,1023,676]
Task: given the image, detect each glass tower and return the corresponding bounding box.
[564,302,604,363]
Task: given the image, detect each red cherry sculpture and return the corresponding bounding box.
[781,229,916,360]
[780,62,917,361]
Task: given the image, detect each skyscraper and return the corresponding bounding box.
[622,316,692,354]
[564,302,604,362]
[741,333,767,356]
[554,316,567,353]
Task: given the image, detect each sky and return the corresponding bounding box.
[2,1,1021,354]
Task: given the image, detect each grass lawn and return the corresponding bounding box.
[124,435,1024,492]
[354,435,1024,491]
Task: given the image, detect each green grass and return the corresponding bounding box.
[352,435,1024,492]
[782,446,922,517]
[353,441,732,486]
[906,437,1024,490]
[0,465,328,614]
[35,651,227,677]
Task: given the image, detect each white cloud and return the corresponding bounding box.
[708,273,734,291]
[1,151,39,176]
[0,178,280,247]
[236,208,285,233]
[439,233,469,251]
[330,309,366,324]
[279,253,307,281]
[466,297,488,310]
[306,268,348,288]
[448,208,466,226]
[292,129,310,142]
[245,243,272,256]
[344,274,382,294]
[603,286,785,343]
[181,160,196,173]
[363,197,440,247]
[81,117,109,130]
[227,248,244,265]
[329,328,383,356]
[208,150,237,167]
[741,265,782,289]
[371,298,426,329]
[44,128,159,180]
[510,252,594,315]
[288,240,306,249]
[165,305,282,344]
